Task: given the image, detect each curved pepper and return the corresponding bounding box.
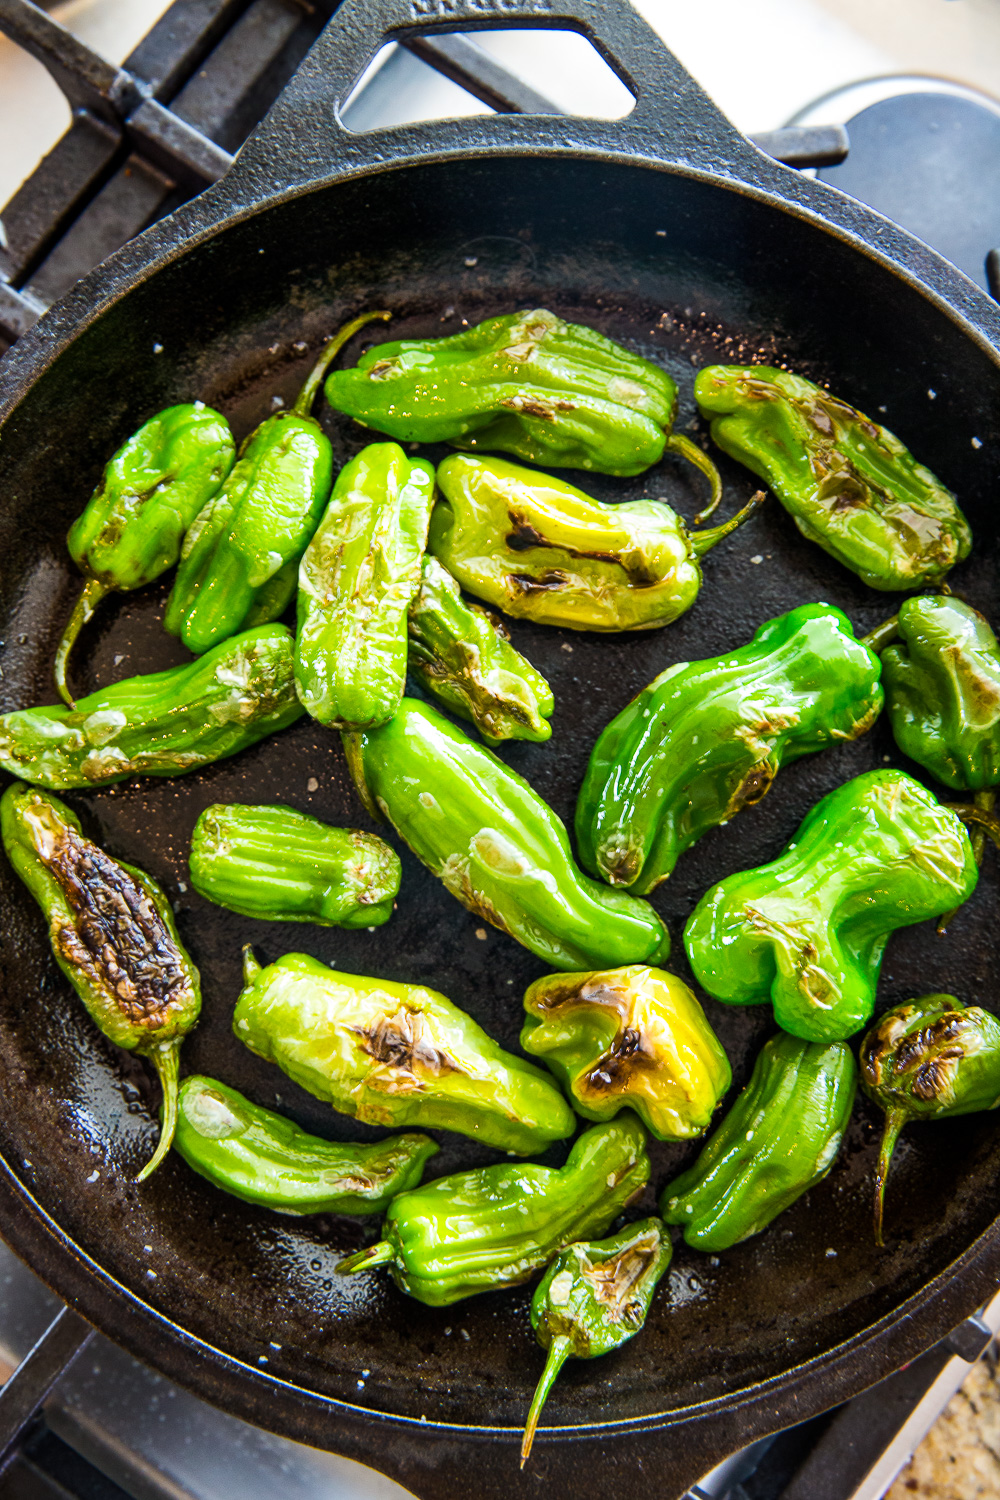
[576,603,883,892]
[520,965,730,1140]
[694,365,971,591]
[0,624,303,791]
[336,1114,651,1306]
[429,454,763,632]
[294,442,435,729]
[56,403,235,706]
[661,1032,856,1250]
[188,803,400,927]
[1,783,201,1180]
[684,770,978,1042]
[233,948,576,1154]
[346,697,671,971]
[174,1074,437,1214]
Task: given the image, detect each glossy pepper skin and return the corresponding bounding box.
[56,403,235,706]
[295,442,435,729]
[430,454,762,632]
[346,697,671,971]
[694,365,971,591]
[860,995,1000,1243]
[1,783,201,1180]
[521,965,731,1141]
[684,770,978,1043]
[0,624,303,791]
[233,949,576,1154]
[174,1075,437,1214]
[520,1217,672,1466]
[188,803,400,927]
[407,556,554,745]
[336,1114,651,1306]
[661,1033,856,1250]
[576,604,883,892]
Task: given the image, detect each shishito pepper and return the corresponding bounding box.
[661,1032,856,1250]
[521,965,731,1140]
[576,603,883,892]
[0,624,302,791]
[336,1114,651,1306]
[429,454,763,632]
[694,365,971,591]
[294,442,435,729]
[345,697,671,971]
[56,403,235,706]
[684,770,978,1042]
[233,949,576,1154]
[174,1075,437,1214]
[520,1218,672,1466]
[407,556,554,745]
[1,783,200,1180]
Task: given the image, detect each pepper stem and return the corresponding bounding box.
[520,1335,573,1468]
[242,945,262,986]
[663,434,723,523]
[938,789,997,932]
[292,309,392,416]
[341,731,382,822]
[861,615,899,654]
[689,489,766,558]
[135,1039,180,1182]
[336,1241,394,1275]
[874,1108,906,1248]
[53,576,108,709]
[944,798,1000,853]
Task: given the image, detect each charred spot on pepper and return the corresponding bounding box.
[352,1006,461,1079]
[911,1051,964,1102]
[580,1233,662,1319]
[509,570,571,594]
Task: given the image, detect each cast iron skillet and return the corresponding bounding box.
[2,1,1000,1494]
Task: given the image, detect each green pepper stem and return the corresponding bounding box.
[689,489,766,558]
[874,1108,906,1248]
[861,615,899,654]
[945,799,1000,853]
[520,1335,573,1468]
[135,1039,180,1183]
[292,309,392,416]
[663,434,723,524]
[341,731,382,822]
[54,576,108,709]
[336,1241,394,1275]
[242,945,262,986]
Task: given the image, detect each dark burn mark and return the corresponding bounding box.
[506,521,548,552]
[499,397,576,421]
[727,762,775,814]
[505,511,622,568]
[354,1008,459,1079]
[863,1008,970,1095]
[584,1233,660,1325]
[536,978,655,1097]
[509,570,571,594]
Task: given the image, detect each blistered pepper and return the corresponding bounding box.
[188,803,400,927]
[295,442,435,729]
[576,603,883,892]
[429,455,763,632]
[684,770,977,1043]
[336,1115,651,1306]
[345,697,671,971]
[661,1032,856,1250]
[0,624,303,791]
[1,783,201,1179]
[233,949,575,1154]
[521,965,730,1141]
[56,403,235,706]
[694,365,971,591]
[407,556,554,745]
[174,1074,437,1214]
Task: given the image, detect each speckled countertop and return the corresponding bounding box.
[889,1347,1000,1500]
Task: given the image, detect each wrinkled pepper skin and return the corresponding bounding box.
[661,1033,856,1250]
[336,1115,651,1306]
[174,1075,438,1214]
[694,365,971,591]
[233,949,576,1154]
[521,965,731,1141]
[430,454,761,632]
[0,624,303,791]
[408,556,554,745]
[295,443,435,729]
[684,770,978,1042]
[576,604,883,893]
[348,697,671,971]
[188,803,400,928]
[1,783,201,1180]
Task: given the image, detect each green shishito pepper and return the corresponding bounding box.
[1,783,201,1180]
[336,1114,651,1306]
[174,1075,437,1214]
[860,995,1000,1244]
[521,965,731,1141]
[56,403,235,706]
[408,556,554,745]
[0,624,302,791]
[694,365,972,591]
[188,803,400,928]
[684,770,977,1043]
[346,698,671,971]
[295,442,435,730]
[429,454,763,632]
[661,1032,856,1251]
[233,949,575,1154]
[576,603,883,892]
[520,1217,672,1466]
